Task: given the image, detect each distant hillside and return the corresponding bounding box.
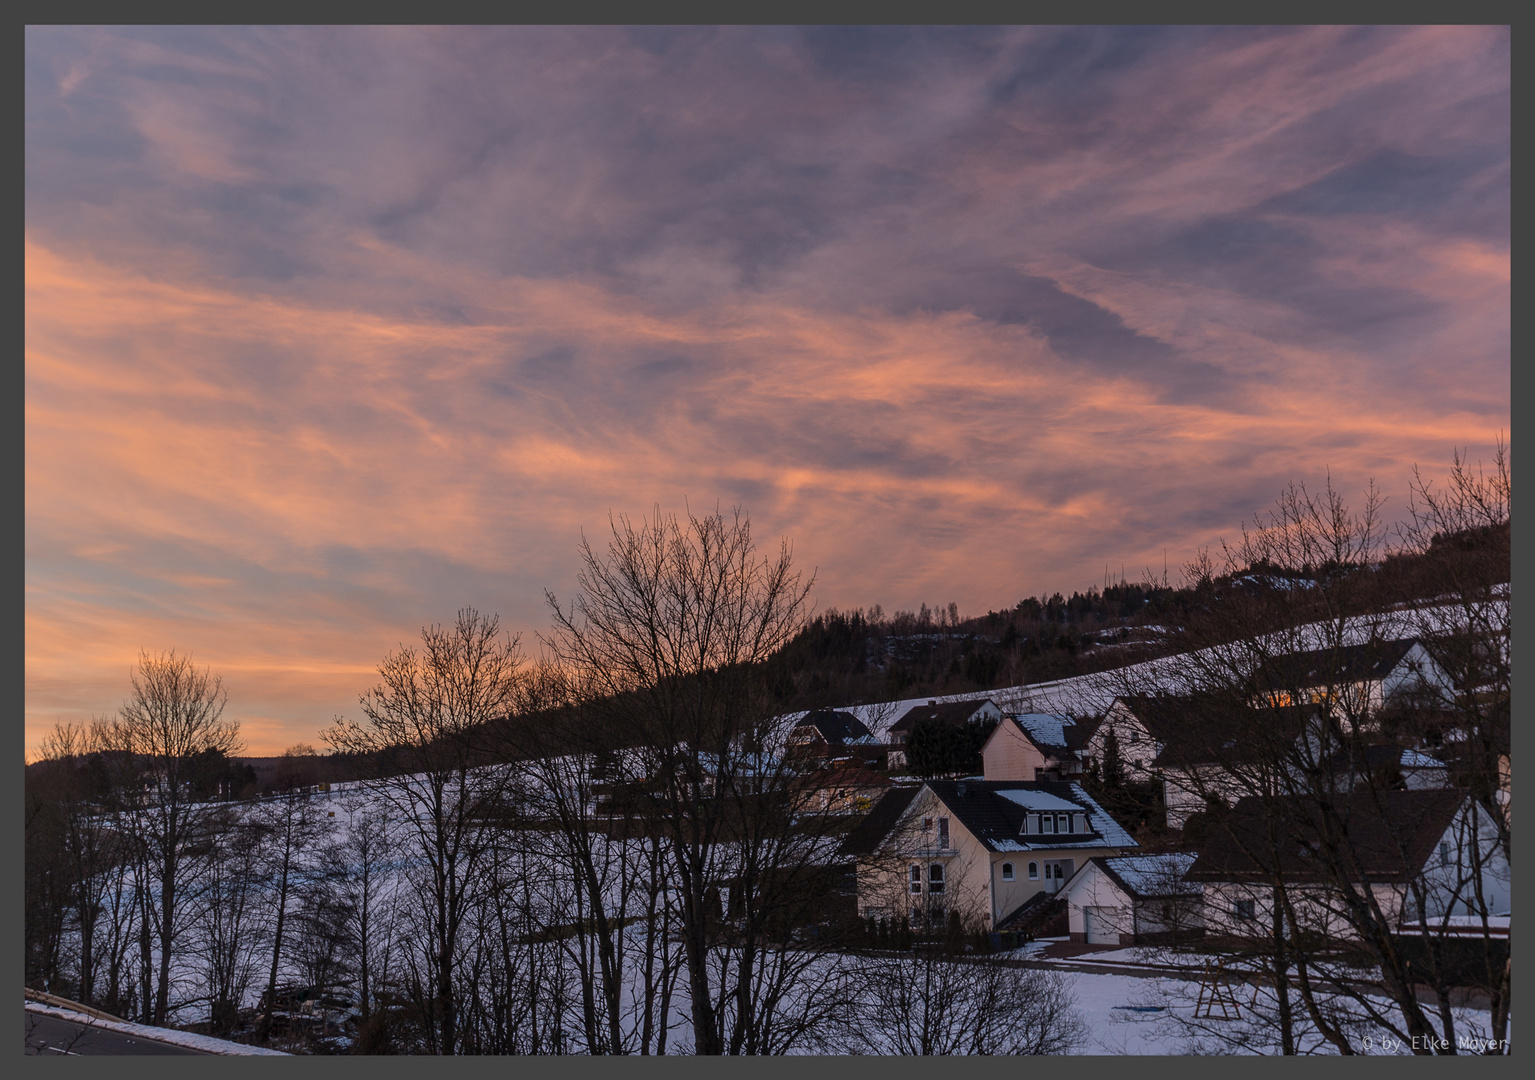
[761,518,1509,716]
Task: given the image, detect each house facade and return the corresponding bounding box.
[1060,852,1203,945]
[1186,789,1509,943]
[980,713,1093,782]
[1083,696,1184,784]
[1250,638,1453,723]
[843,779,1137,930]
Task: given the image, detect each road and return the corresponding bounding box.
[24,1009,210,1055]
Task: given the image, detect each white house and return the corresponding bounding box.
[1249,638,1454,722]
[1082,696,1186,784]
[885,698,1003,769]
[1185,789,1509,943]
[1060,852,1203,945]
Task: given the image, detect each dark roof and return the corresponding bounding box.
[792,709,873,744]
[920,780,1137,853]
[1063,716,1102,753]
[795,765,891,791]
[1325,742,1448,774]
[889,699,995,735]
[1111,695,1198,743]
[1185,788,1468,884]
[1152,703,1336,769]
[838,785,922,856]
[1252,638,1420,693]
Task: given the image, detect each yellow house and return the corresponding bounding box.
[842,778,1138,931]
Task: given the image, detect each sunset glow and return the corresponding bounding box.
[26,26,1509,756]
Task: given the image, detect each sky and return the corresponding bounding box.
[25,26,1509,757]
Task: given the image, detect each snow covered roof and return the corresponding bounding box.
[996,788,1082,812]
[903,780,1139,854]
[1010,714,1074,753]
[1095,853,1201,899]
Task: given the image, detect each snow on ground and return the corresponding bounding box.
[831,599,1506,731]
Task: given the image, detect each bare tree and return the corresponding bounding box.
[102,650,241,1025]
[837,935,1087,1055]
[252,778,329,1041]
[544,505,838,1055]
[331,788,399,1027]
[489,662,688,1055]
[322,609,527,1054]
[193,804,267,1034]
[1113,461,1511,1055]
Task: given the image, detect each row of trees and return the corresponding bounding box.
[28,508,1090,1054]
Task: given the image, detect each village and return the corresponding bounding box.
[25,23,1510,1058]
[25,569,1513,1055]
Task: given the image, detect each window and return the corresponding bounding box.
[937,817,950,849]
[1028,862,1039,880]
[910,864,922,895]
[928,864,945,895]
[1234,898,1256,920]
[922,817,933,831]
[1439,841,1451,865]
[1056,813,1069,834]
[1001,862,1015,881]
[1042,814,1055,834]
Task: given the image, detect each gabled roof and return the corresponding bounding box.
[1185,788,1468,884]
[1151,703,1335,769]
[1084,853,1202,900]
[1007,714,1076,756]
[1107,695,1197,743]
[795,764,890,791]
[1252,638,1422,693]
[1325,742,1448,774]
[889,698,997,735]
[792,710,873,744]
[1063,716,1102,752]
[919,780,1137,853]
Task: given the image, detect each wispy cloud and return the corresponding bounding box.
[25,26,1508,754]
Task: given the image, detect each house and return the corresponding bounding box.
[1060,853,1203,945]
[787,710,877,763]
[1325,743,1451,792]
[1248,638,1453,723]
[1185,788,1509,943]
[885,698,1003,769]
[841,779,1137,930]
[793,764,891,816]
[1153,703,1342,830]
[980,713,1094,782]
[1083,695,1189,784]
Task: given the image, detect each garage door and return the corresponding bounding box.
[1084,906,1126,944]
